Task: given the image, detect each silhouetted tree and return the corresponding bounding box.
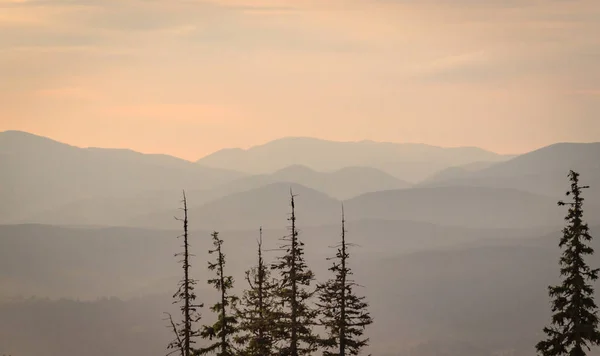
[196,232,239,356]
[235,227,281,356]
[537,171,600,356]
[165,312,184,356]
[168,191,203,356]
[317,206,373,356]
[271,190,318,356]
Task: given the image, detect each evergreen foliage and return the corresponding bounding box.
[168,191,203,356]
[196,232,239,356]
[317,206,373,356]
[271,190,318,356]
[537,171,600,356]
[235,228,281,356]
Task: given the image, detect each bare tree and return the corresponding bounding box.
[167,191,203,356]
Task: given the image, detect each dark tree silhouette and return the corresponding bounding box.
[165,312,184,356]
[235,227,281,356]
[537,171,600,356]
[317,206,373,356]
[168,191,203,356]
[271,189,318,356]
[196,232,239,356]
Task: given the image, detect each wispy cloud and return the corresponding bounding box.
[0,0,598,157]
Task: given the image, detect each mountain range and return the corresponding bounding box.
[422,142,600,200]
[196,136,512,182]
[0,131,242,223]
[3,130,600,356]
[3,130,599,229]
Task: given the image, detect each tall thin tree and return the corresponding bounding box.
[168,191,203,356]
[235,227,280,356]
[537,171,600,356]
[271,189,318,356]
[196,232,239,356]
[317,206,373,356]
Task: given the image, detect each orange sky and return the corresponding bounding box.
[1,0,599,160]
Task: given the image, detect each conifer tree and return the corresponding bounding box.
[537,171,600,356]
[168,191,203,356]
[317,206,373,356]
[196,232,239,356]
[271,189,318,356]
[235,227,280,356]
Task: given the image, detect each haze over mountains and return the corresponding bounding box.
[2,129,600,356]
[197,136,512,182]
[1,223,598,356]
[422,142,600,200]
[0,131,243,223]
[3,130,599,229]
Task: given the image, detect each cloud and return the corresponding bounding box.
[1,0,598,157]
[0,0,371,55]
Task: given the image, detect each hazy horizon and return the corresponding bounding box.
[0,128,529,159]
[4,129,600,162]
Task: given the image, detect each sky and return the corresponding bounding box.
[0,0,599,160]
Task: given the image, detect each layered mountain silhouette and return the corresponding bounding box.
[129,182,341,231]
[343,186,585,229]
[0,130,244,223]
[3,130,600,356]
[128,183,600,230]
[17,165,409,226]
[196,137,511,182]
[422,142,600,199]
[421,161,499,184]
[215,164,411,200]
[3,131,600,230]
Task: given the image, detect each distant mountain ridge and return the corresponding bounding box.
[3,131,600,356]
[421,161,499,184]
[0,130,245,223]
[127,182,600,231]
[196,136,511,182]
[129,182,341,231]
[17,164,409,226]
[421,141,600,199]
[217,164,412,200]
[3,131,600,230]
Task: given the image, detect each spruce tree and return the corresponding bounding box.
[537,171,600,356]
[271,190,318,356]
[196,232,239,356]
[235,227,280,356]
[317,206,373,356]
[168,191,203,356]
